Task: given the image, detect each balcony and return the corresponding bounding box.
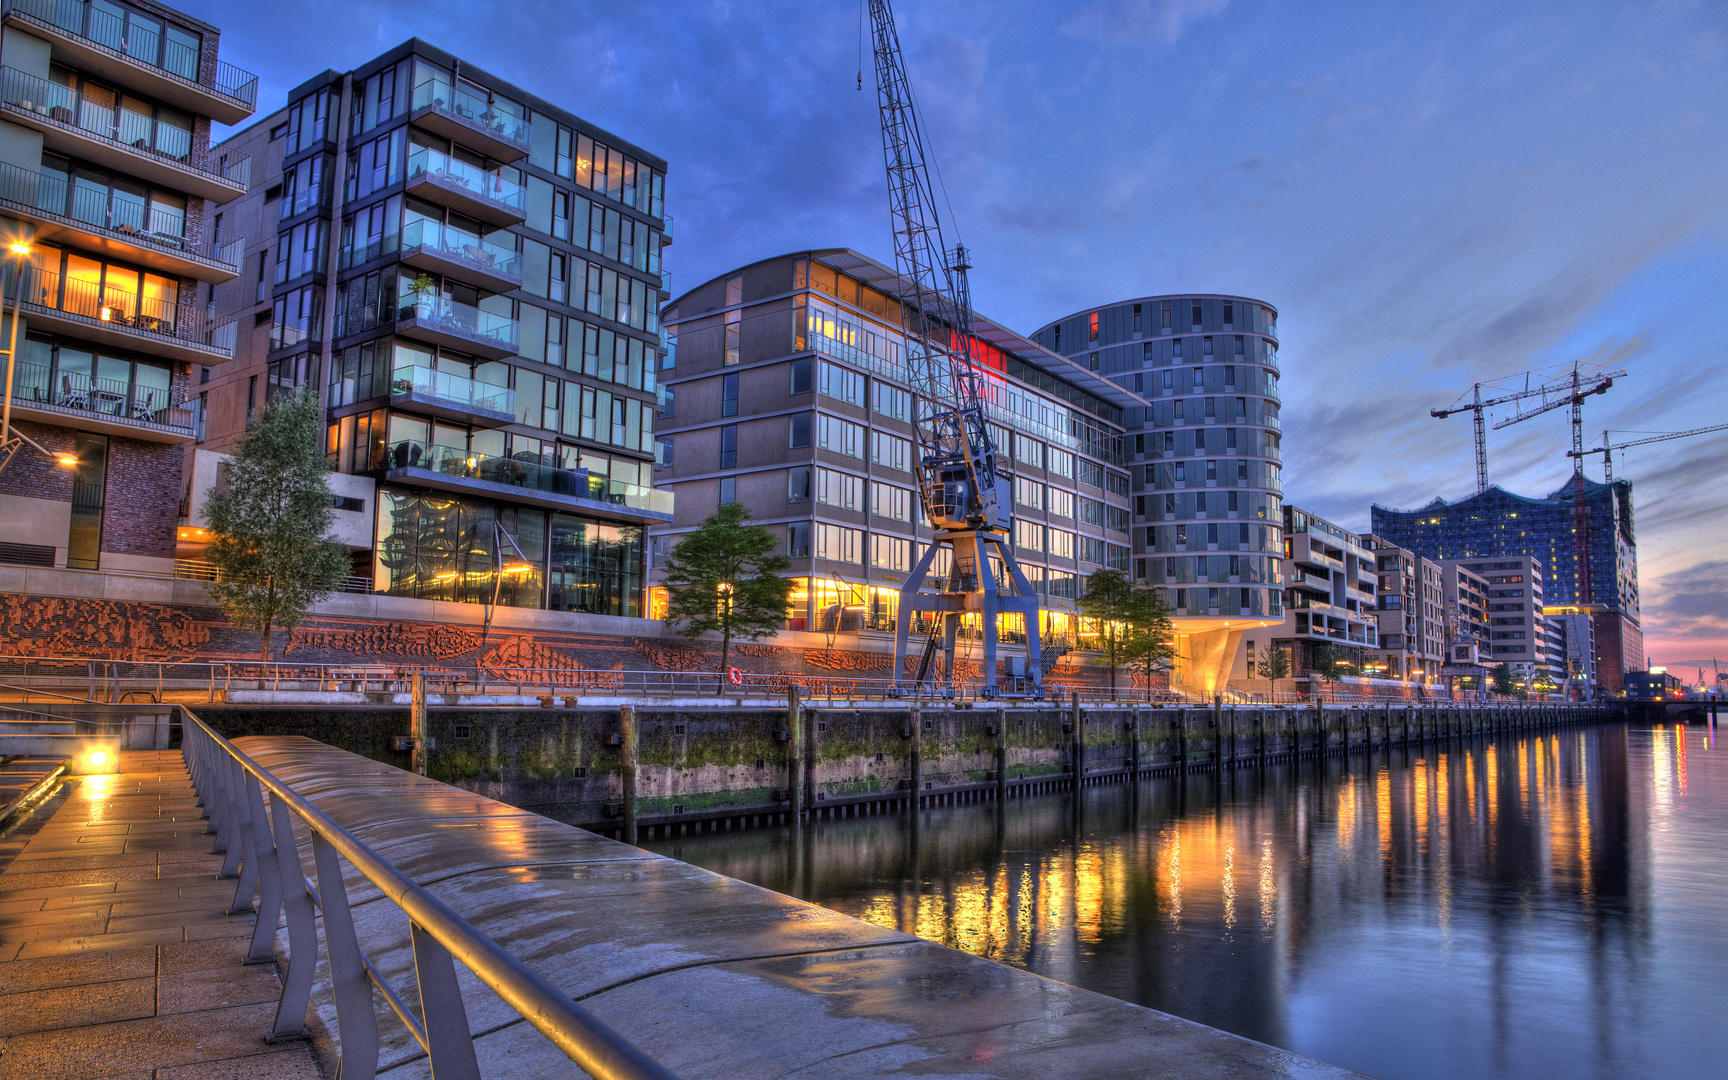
[0,160,241,282]
[21,265,232,363]
[394,294,517,360]
[409,77,529,163]
[388,365,514,427]
[398,218,521,293]
[405,146,524,227]
[378,440,672,523]
[2,0,257,124]
[7,359,195,442]
[0,67,247,200]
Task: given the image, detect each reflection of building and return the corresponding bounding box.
[1034,295,1286,696]
[1363,535,1445,683]
[650,249,1138,668]
[0,0,253,574]
[1371,478,1641,694]
[190,40,669,619]
[1273,505,1377,674]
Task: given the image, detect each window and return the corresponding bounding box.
[1132,304,1142,333]
[872,481,912,521]
[718,477,736,504]
[870,429,910,471]
[814,523,861,562]
[815,467,863,510]
[1223,301,1234,326]
[790,357,812,394]
[1237,460,1249,481]
[1048,487,1074,518]
[658,385,675,418]
[1077,459,1104,488]
[1191,302,1203,327]
[1088,312,1099,342]
[872,534,910,571]
[873,381,911,421]
[787,465,811,501]
[789,413,811,447]
[721,373,738,417]
[817,360,865,405]
[1015,519,1044,552]
[787,522,811,557]
[1227,427,1237,450]
[1078,496,1104,527]
[1235,335,1245,356]
[1107,506,1130,532]
[1106,471,1129,497]
[1173,338,1183,359]
[1015,434,1043,469]
[1161,301,1171,329]
[1206,460,1217,481]
[1207,523,1219,545]
[1014,476,1043,510]
[1048,530,1075,560]
[1204,336,1214,355]
[657,435,673,467]
[718,424,737,469]
[724,309,740,366]
[818,414,865,458]
[1048,448,1074,478]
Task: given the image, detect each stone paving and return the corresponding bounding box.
[0,751,321,1080]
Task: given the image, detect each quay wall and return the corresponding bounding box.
[203,701,1616,838]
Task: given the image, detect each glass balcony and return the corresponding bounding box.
[0,159,242,282]
[389,364,514,425]
[394,292,518,360]
[380,439,672,520]
[8,359,195,442]
[409,73,529,161]
[0,67,248,199]
[398,217,521,292]
[2,0,258,122]
[405,146,525,226]
[23,264,230,362]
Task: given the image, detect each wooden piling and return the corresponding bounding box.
[621,703,638,846]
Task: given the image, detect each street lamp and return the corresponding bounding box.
[0,240,57,472]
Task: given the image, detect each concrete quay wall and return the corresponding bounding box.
[238,734,1366,1079]
[206,702,1612,839]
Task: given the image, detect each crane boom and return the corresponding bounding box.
[870,0,1041,699]
[1432,368,1620,493]
[1488,371,1622,430]
[1568,422,1728,482]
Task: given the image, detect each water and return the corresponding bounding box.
[645,723,1726,1080]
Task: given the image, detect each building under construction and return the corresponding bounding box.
[1370,477,1641,695]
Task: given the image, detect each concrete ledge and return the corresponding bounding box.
[238,735,1365,1079]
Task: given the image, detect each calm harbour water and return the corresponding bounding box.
[646,723,1726,1080]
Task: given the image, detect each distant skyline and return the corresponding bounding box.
[191,0,1728,672]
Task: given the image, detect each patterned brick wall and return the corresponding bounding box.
[101,436,182,558]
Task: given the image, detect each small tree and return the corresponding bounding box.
[204,388,350,661]
[1077,568,1136,693]
[1121,586,1177,697]
[1490,663,1515,696]
[662,503,792,686]
[1309,643,1348,699]
[1257,643,1292,697]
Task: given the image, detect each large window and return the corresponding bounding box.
[549,516,642,617]
[35,153,185,245]
[13,333,170,420]
[44,64,191,159]
[25,243,179,332]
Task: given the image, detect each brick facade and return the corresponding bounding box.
[101,437,183,558]
[0,422,76,502]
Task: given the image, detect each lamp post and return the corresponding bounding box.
[0,241,45,468]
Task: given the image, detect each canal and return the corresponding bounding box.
[646,722,1724,1080]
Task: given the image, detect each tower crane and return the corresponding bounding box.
[868,0,1042,699]
[1431,366,1625,494]
[1568,423,1728,482]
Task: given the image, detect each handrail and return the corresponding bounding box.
[179,706,680,1080]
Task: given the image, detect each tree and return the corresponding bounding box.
[1121,586,1177,697]
[204,388,350,661]
[1490,663,1515,696]
[1256,643,1292,697]
[1077,569,1136,693]
[662,503,792,686]
[1309,643,1349,698]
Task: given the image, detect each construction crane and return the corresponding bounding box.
[1569,423,1728,482]
[868,0,1042,699]
[1431,366,1625,493]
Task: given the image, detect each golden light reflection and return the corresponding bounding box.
[1376,767,1392,864]
[1337,777,1359,857]
[1258,838,1275,932]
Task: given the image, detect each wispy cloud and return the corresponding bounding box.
[1058,0,1230,45]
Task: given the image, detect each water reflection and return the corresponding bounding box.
[648,725,1727,1080]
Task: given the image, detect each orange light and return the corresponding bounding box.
[56,454,78,466]
[9,242,29,255]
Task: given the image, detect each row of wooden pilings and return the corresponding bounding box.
[604,692,1610,843]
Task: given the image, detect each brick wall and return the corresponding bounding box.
[101,436,182,558]
[0,421,75,501]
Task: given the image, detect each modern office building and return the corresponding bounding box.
[1445,555,1563,686]
[190,40,670,620]
[1371,477,1641,693]
[650,249,1138,679]
[0,0,252,573]
[1362,534,1445,684]
[1271,505,1376,675]
[1034,295,1285,694]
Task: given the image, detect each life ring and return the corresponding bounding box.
[728,667,744,686]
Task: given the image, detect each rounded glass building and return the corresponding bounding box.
[1034,295,1285,693]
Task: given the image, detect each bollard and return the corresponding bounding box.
[1070,692,1084,787]
[410,671,427,776]
[1129,706,1141,777]
[996,705,1008,800]
[1226,702,1236,768]
[620,704,638,846]
[1177,709,1188,769]
[804,704,818,816]
[788,687,804,821]
[908,701,922,809]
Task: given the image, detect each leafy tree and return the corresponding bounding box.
[1256,643,1292,696]
[1310,643,1349,683]
[662,503,792,686]
[1077,569,1137,692]
[1121,586,1177,696]
[204,388,350,661]
[1490,663,1515,696]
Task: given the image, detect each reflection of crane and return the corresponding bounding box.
[870,0,1042,699]
[1568,423,1728,481]
[1431,366,1625,493]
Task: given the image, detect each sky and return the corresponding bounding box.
[192,0,1728,675]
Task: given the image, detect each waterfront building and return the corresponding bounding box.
[1370,477,1641,693]
[1272,505,1377,675]
[0,0,253,573]
[650,249,1138,673]
[1444,555,1563,687]
[190,40,670,619]
[1033,295,1286,695]
[1362,534,1445,684]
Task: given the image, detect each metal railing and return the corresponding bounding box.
[407,146,524,211]
[21,265,229,354]
[9,359,194,434]
[391,364,514,416]
[400,217,521,278]
[396,294,519,349]
[380,439,673,516]
[173,559,372,594]
[5,0,259,108]
[0,159,244,270]
[179,708,677,1080]
[410,74,530,144]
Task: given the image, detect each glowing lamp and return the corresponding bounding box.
[9,242,28,255]
[56,454,78,466]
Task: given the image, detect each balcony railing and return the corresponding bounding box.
[381,439,672,517]
[0,159,242,271]
[5,0,258,108]
[9,359,193,434]
[400,217,520,278]
[397,293,518,350]
[0,67,248,186]
[390,364,513,417]
[23,265,227,355]
[406,146,523,212]
[410,74,530,144]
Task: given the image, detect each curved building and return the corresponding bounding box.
[1034,295,1285,695]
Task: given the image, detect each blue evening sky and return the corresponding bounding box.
[195,0,1728,674]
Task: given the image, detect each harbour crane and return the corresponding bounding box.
[868,0,1042,699]
[1568,423,1728,482]
[1431,366,1625,494]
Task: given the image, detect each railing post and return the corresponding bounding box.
[226,755,258,910]
[311,832,379,1079]
[267,794,315,1042]
[411,921,482,1080]
[217,754,246,877]
[241,771,282,965]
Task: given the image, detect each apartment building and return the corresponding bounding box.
[1273,505,1377,673]
[1435,560,1491,672]
[191,40,670,619]
[1451,555,1565,687]
[0,0,251,573]
[1033,294,1286,695]
[650,249,1137,662]
[1362,534,1445,683]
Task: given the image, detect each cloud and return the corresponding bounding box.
[1058,0,1230,45]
